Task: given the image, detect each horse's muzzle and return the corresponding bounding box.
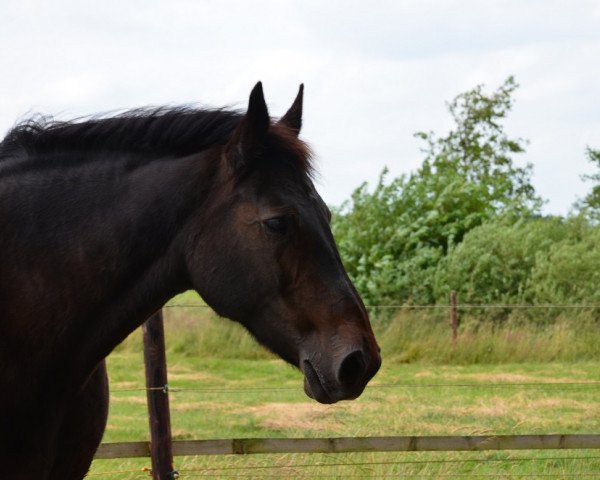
[301,347,381,404]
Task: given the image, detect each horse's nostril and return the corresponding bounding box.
[337,350,366,386]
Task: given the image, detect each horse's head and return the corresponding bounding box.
[187,83,380,403]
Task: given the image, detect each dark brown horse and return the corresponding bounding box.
[0,83,381,479]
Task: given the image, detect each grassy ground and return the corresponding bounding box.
[89,295,600,478]
[90,355,600,479]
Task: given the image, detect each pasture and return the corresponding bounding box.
[89,301,600,479]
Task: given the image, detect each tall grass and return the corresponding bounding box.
[116,298,600,364]
[115,305,272,359]
[378,308,600,364]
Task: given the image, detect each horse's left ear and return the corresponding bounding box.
[225,81,270,169]
[278,84,304,135]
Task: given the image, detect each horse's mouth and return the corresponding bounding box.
[302,359,335,404]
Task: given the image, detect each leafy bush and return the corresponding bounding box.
[437,216,572,306]
[531,221,600,305]
[333,77,540,308]
[435,216,600,323]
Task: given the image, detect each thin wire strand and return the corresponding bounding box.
[180,473,600,478]
[176,455,600,472]
[164,303,600,310]
[87,468,151,477]
[88,457,600,476]
[111,381,600,393]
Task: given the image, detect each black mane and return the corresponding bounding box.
[0,105,314,179]
[0,107,244,160]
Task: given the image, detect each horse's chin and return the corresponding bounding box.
[301,360,336,404]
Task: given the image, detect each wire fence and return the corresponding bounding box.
[91,304,600,479]
[91,453,600,478]
[175,472,597,477]
[90,472,600,478]
[164,303,600,309]
[110,381,600,394]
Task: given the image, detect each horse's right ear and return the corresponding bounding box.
[225,82,270,171]
[279,84,303,134]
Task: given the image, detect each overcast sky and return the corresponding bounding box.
[1,0,599,214]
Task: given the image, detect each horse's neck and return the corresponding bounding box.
[3,151,212,386]
[70,153,214,372]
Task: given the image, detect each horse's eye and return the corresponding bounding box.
[263,216,288,235]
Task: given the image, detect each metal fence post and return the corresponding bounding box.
[142,310,177,480]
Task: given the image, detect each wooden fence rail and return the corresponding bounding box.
[95,434,600,459]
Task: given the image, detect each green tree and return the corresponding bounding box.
[415,76,540,215]
[333,77,541,307]
[576,147,600,221]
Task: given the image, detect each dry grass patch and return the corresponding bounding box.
[171,401,203,412]
[109,395,147,405]
[168,371,214,382]
[172,427,195,439]
[437,394,600,433]
[452,400,512,418]
[527,397,599,410]
[245,402,346,431]
[170,399,241,413]
[444,372,586,383]
[105,415,141,431]
[168,363,218,381]
[112,381,139,389]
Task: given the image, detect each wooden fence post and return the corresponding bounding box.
[450,290,458,344]
[142,310,177,480]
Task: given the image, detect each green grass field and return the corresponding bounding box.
[91,355,600,478]
[89,297,600,479]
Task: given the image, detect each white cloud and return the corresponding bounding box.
[1,0,598,214]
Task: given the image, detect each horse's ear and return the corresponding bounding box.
[225,81,270,169]
[278,84,303,135]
